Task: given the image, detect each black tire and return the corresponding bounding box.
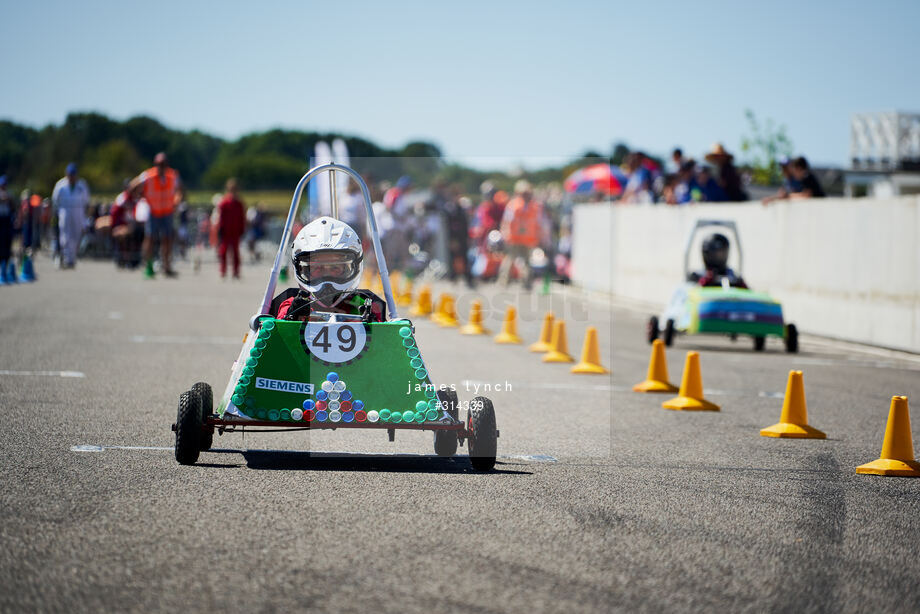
[647,316,659,344]
[753,336,766,352]
[785,323,799,353]
[192,382,214,451]
[434,389,459,457]
[175,390,202,465]
[663,319,675,347]
[468,396,497,472]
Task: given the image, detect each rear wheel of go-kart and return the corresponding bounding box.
[192,382,214,451]
[785,323,799,353]
[663,319,675,346]
[753,336,766,352]
[468,396,497,472]
[647,316,659,344]
[175,390,202,465]
[433,389,459,457]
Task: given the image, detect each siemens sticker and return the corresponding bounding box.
[255,377,314,395]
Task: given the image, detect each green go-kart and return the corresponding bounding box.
[648,219,798,353]
[171,163,499,470]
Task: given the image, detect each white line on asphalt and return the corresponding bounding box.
[71,445,172,452]
[149,296,214,306]
[130,335,240,345]
[0,370,85,378]
[69,444,558,462]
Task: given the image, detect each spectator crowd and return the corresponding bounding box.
[611,143,825,205]
[0,143,825,290]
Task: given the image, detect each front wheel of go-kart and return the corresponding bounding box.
[785,324,799,353]
[753,336,766,352]
[663,319,675,346]
[175,390,203,465]
[192,382,214,451]
[647,316,659,344]
[434,389,459,457]
[468,396,497,472]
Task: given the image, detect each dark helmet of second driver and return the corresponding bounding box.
[701,233,730,271]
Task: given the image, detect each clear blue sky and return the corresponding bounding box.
[2,0,918,170]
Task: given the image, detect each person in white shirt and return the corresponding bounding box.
[51,163,90,269]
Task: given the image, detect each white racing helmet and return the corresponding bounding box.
[291,216,363,307]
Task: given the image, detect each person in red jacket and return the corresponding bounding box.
[216,178,246,279]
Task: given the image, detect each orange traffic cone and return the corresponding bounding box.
[856,396,920,477]
[760,371,826,438]
[571,327,609,374]
[410,285,433,317]
[542,320,574,363]
[461,300,490,335]
[633,340,678,393]
[494,306,522,344]
[662,352,719,411]
[529,313,555,352]
[438,295,459,328]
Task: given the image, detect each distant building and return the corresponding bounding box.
[845,111,920,197]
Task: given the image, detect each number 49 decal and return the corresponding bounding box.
[301,322,369,365]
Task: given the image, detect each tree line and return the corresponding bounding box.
[0,112,448,195]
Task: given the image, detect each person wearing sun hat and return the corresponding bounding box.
[51,163,90,269]
[704,143,748,202]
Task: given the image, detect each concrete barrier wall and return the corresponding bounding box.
[571,196,920,352]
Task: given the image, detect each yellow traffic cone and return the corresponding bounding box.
[371,276,384,297]
[431,293,448,324]
[760,371,826,438]
[542,320,574,363]
[633,340,678,393]
[662,352,719,411]
[398,280,414,307]
[571,327,609,374]
[461,300,490,335]
[494,306,523,344]
[856,396,920,477]
[438,295,460,328]
[410,285,433,317]
[529,313,555,352]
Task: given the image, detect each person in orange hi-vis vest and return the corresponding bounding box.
[498,179,545,290]
[130,152,182,278]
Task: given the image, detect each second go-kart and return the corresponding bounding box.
[648,219,798,353]
[172,163,499,470]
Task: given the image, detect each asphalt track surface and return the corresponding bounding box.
[2,256,920,613]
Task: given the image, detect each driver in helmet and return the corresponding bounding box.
[274,216,385,321]
[691,232,747,288]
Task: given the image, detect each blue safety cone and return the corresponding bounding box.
[4,260,17,285]
[19,255,36,282]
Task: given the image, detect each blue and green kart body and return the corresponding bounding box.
[664,284,786,339]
